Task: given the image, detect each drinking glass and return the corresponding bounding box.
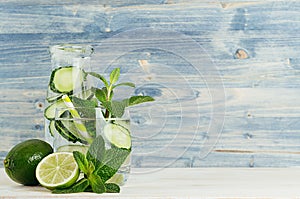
[53,107,131,186]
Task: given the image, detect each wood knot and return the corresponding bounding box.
[35,101,44,110]
[234,49,249,59]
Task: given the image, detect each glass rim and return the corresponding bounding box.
[49,44,94,56]
[54,107,130,121]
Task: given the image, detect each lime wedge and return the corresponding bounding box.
[104,123,131,149]
[36,152,79,189]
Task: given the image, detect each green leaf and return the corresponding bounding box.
[102,97,154,118]
[94,87,113,103]
[73,151,89,174]
[105,183,120,193]
[96,148,131,182]
[128,96,155,106]
[95,87,107,103]
[84,186,93,192]
[110,68,120,85]
[102,100,127,118]
[88,173,106,194]
[112,82,135,89]
[85,120,97,140]
[87,135,106,168]
[87,72,109,88]
[52,178,89,194]
[72,96,97,118]
[101,101,112,115]
[88,161,96,175]
[72,96,97,109]
[111,101,127,118]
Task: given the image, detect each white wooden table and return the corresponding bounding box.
[1,168,300,198]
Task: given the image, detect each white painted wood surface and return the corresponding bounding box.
[1,168,300,198]
[0,1,300,168]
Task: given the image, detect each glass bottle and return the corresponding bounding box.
[45,44,94,144]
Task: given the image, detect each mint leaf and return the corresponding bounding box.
[87,135,105,168]
[95,87,107,103]
[128,96,155,106]
[102,100,127,118]
[85,121,96,140]
[102,96,154,118]
[72,96,97,118]
[52,178,89,194]
[88,173,106,194]
[87,72,109,88]
[112,82,135,89]
[110,68,120,85]
[101,101,112,115]
[88,160,96,174]
[110,101,127,118]
[96,148,131,182]
[105,183,120,193]
[73,151,90,174]
[72,96,97,108]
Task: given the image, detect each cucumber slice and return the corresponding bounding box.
[46,93,63,103]
[44,99,67,120]
[113,120,130,132]
[104,123,131,149]
[49,66,85,94]
[60,119,89,144]
[54,120,79,143]
[48,120,56,137]
[49,119,80,143]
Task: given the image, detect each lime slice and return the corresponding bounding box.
[104,123,131,149]
[57,145,89,155]
[36,152,79,189]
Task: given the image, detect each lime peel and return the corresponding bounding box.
[36,152,79,189]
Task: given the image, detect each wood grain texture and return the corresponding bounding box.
[1,168,300,198]
[0,1,300,168]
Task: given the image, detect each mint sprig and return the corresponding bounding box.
[88,68,154,118]
[50,67,154,194]
[52,135,128,194]
[52,178,89,194]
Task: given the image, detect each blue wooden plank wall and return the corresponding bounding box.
[0,1,300,168]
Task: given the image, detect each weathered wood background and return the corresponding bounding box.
[1,0,300,168]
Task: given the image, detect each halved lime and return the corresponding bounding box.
[104,123,131,149]
[36,152,79,189]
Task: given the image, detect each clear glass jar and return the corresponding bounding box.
[45,44,94,144]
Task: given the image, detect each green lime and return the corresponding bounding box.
[36,152,79,189]
[4,139,53,186]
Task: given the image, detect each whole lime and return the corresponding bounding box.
[4,139,53,186]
